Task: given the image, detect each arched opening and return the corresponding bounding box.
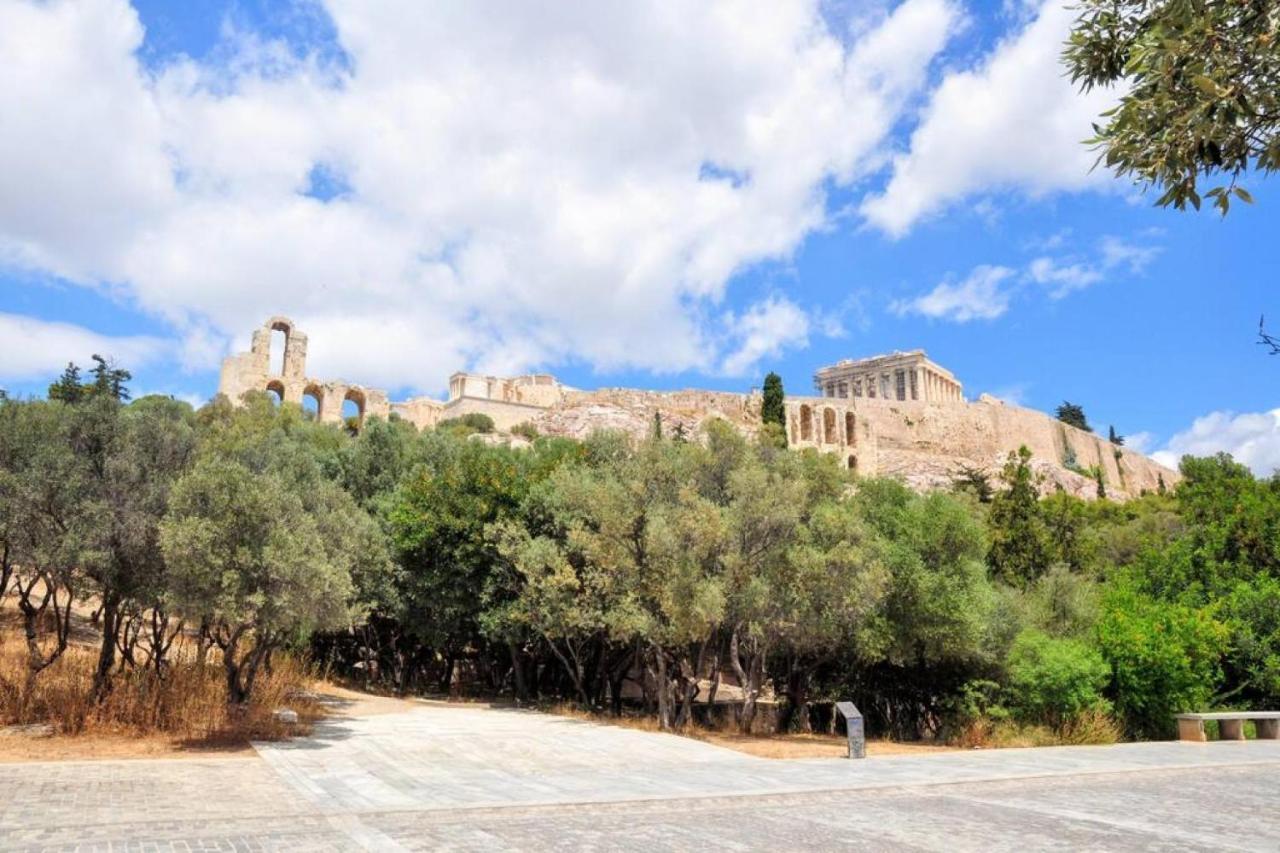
[823,408,836,445]
[847,455,857,472]
[265,379,285,406]
[269,326,288,376]
[302,384,323,420]
[799,405,812,441]
[342,388,366,433]
[845,412,855,444]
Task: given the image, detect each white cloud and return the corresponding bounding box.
[1124,430,1155,454]
[891,264,1015,322]
[1027,233,1160,298]
[986,382,1030,406]
[719,296,813,377]
[1151,409,1280,476]
[861,0,1117,236]
[0,312,169,383]
[0,0,962,393]
[1100,235,1161,274]
[1027,256,1103,298]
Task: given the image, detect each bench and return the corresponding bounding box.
[1176,711,1280,742]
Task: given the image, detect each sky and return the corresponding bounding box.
[1,0,1277,473]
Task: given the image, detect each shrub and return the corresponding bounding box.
[510,421,539,440]
[438,413,495,434]
[1006,629,1111,727]
[1096,583,1227,739]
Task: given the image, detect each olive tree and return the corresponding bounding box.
[160,457,366,705]
[1065,0,1280,213]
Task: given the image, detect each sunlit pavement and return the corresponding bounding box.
[5,703,1279,851]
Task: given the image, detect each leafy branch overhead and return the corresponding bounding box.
[1065,0,1279,214]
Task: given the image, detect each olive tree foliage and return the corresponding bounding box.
[86,395,198,697]
[490,435,729,729]
[161,395,391,705]
[0,399,90,695]
[489,422,888,732]
[1065,0,1280,213]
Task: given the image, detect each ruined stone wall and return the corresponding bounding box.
[216,316,389,428]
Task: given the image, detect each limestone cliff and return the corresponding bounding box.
[529,388,1177,500]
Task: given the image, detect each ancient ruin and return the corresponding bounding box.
[814,351,963,402]
[218,317,1179,499]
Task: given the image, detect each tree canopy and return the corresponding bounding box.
[1065,0,1279,214]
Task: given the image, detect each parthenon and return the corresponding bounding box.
[813,350,963,403]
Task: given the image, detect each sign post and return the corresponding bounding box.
[835,701,865,759]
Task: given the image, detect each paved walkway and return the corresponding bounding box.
[3,703,1280,850]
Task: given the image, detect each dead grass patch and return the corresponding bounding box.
[0,627,323,761]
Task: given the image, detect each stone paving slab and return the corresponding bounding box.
[3,704,1280,851]
[254,704,1280,812]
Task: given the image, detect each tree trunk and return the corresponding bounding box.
[654,646,673,730]
[508,640,528,704]
[784,657,812,733]
[729,627,764,734]
[91,593,120,702]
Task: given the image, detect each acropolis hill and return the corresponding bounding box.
[219,317,1179,499]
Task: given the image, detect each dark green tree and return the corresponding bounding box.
[47,363,85,403]
[1065,0,1277,215]
[761,372,786,442]
[652,410,663,439]
[1055,402,1091,432]
[951,464,994,503]
[89,354,132,401]
[988,446,1054,587]
[1108,425,1124,446]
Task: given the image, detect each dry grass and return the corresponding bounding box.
[0,626,322,761]
[949,710,1123,750]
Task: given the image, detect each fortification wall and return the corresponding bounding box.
[851,395,1175,498]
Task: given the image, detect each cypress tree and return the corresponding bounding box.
[762,372,786,442]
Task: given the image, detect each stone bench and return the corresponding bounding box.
[1176,711,1280,742]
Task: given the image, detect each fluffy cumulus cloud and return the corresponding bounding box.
[891,264,1015,322]
[861,0,1117,236]
[0,313,168,383]
[0,0,963,391]
[1152,410,1280,476]
[719,296,812,377]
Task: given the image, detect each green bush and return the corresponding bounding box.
[437,413,495,434]
[1095,583,1226,739]
[510,421,539,440]
[1006,629,1110,727]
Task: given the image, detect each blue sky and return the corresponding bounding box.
[1,0,1277,471]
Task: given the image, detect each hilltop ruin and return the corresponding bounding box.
[219,317,1178,499]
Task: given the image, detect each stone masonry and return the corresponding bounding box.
[217,317,1179,499]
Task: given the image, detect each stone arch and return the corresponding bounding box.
[265,379,285,404]
[342,387,367,431]
[268,319,292,377]
[302,383,324,420]
[822,408,836,445]
[845,412,855,444]
[799,405,812,442]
